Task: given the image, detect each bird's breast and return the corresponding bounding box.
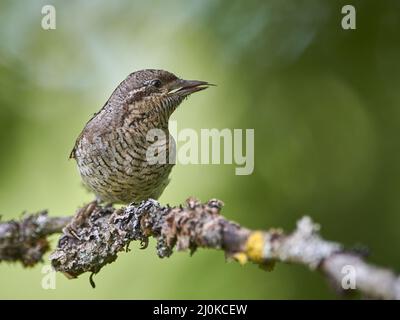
[74,124,175,203]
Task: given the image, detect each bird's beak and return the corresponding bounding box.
[168,79,215,97]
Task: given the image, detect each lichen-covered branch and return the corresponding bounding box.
[1,198,399,299]
[0,211,70,266]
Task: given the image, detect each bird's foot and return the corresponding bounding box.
[62,200,99,240]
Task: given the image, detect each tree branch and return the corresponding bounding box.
[0,211,70,266]
[0,198,399,299]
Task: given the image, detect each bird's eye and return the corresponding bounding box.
[151,79,162,88]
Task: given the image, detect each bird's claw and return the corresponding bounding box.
[61,200,99,241]
[62,226,82,241]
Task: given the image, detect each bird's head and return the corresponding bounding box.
[108,69,213,122]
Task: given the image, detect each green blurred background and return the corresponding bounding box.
[0,0,399,299]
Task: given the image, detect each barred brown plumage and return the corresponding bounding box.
[71,69,212,204]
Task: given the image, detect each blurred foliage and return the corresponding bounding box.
[0,0,399,299]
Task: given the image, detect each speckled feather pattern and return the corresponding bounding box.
[71,70,187,204]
